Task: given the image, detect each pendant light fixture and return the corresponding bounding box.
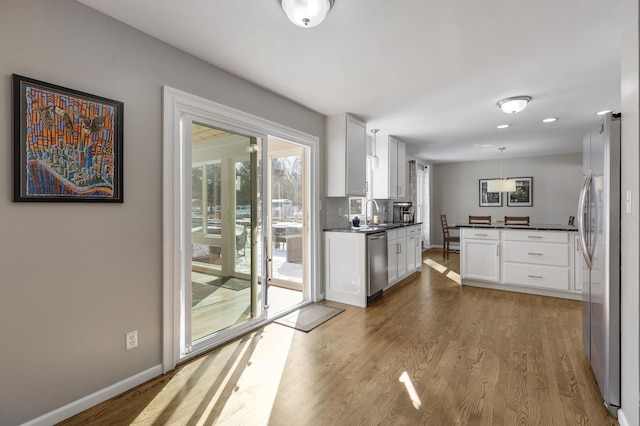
[497,96,531,114]
[279,0,335,28]
[486,147,516,192]
[370,129,380,169]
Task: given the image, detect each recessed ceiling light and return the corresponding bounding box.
[496,124,510,129]
[596,110,612,115]
[475,144,493,147]
[542,118,557,123]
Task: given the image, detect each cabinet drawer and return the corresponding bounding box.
[462,228,500,240]
[504,263,570,291]
[504,230,569,243]
[503,241,569,267]
[407,226,416,235]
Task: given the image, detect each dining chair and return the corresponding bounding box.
[440,214,460,258]
[568,215,575,226]
[504,216,530,226]
[469,215,491,225]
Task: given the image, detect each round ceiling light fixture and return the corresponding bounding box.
[279,0,335,28]
[497,96,532,114]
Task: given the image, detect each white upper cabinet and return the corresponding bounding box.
[326,113,367,197]
[373,135,406,199]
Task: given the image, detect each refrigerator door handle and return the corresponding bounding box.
[577,169,593,270]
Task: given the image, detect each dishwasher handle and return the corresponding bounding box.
[369,234,387,241]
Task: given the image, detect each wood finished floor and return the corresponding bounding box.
[59,250,618,426]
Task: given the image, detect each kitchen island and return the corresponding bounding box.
[459,224,581,300]
[324,223,422,307]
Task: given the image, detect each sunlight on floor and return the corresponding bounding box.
[423,258,447,273]
[132,325,295,425]
[423,258,460,284]
[399,371,422,410]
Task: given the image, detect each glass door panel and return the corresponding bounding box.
[185,116,265,350]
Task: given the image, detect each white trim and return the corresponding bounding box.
[617,409,629,426]
[162,86,321,372]
[21,365,162,426]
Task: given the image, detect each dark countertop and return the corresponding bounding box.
[324,222,422,235]
[457,223,577,232]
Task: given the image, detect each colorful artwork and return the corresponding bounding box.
[13,75,123,202]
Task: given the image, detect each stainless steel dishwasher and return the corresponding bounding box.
[367,232,388,302]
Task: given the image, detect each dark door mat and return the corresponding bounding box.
[275,303,344,332]
[207,276,251,291]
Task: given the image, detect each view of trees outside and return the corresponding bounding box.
[272,156,302,214]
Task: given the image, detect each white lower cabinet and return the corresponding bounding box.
[573,233,583,291]
[461,229,501,282]
[461,228,580,299]
[324,231,367,307]
[387,225,422,286]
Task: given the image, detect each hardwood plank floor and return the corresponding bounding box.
[59,249,618,426]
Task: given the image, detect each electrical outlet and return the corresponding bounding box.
[126,330,138,351]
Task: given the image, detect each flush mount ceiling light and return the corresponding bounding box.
[279,0,335,28]
[486,147,517,192]
[497,96,532,114]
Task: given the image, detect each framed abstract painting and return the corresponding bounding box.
[13,74,123,202]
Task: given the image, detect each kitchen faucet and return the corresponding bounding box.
[365,199,379,226]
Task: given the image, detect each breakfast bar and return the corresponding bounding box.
[458,223,580,300]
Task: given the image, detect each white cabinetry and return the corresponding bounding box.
[406,225,422,273]
[326,113,367,197]
[461,228,580,299]
[503,230,571,292]
[324,231,367,307]
[461,229,501,282]
[573,233,583,291]
[373,135,406,199]
[387,228,407,285]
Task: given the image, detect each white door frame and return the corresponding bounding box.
[162,86,320,372]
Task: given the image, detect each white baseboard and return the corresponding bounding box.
[618,409,629,426]
[430,244,460,250]
[22,364,163,426]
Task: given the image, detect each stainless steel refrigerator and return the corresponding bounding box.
[577,112,621,416]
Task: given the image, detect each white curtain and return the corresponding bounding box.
[411,160,431,249]
[417,164,430,248]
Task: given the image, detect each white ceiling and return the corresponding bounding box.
[77,0,622,163]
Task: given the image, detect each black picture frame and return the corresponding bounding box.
[507,177,533,207]
[479,179,502,207]
[13,74,124,202]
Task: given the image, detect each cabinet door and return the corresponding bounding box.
[414,227,422,271]
[387,238,398,284]
[573,233,583,291]
[397,236,408,279]
[345,115,366,196]
[388,137,398,199]
[461,240,500,282]
[407,235,416,274]
[396,140,406,198]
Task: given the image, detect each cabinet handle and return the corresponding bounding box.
[365,182,368,193]
[528,275,543,278]
[496,245,499,256]
[475,233,488,236]
[527,252,543,256]
[527,236,543,239]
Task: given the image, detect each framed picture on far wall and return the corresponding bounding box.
[13,74,124,202]
[507,177,533,207]
[479,179,502,207]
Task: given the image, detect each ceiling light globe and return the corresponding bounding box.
[280,0,333,28]
[497,96,532,114]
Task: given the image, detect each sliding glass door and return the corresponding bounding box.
[182,114,266,353]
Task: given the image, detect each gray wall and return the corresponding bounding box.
[430,153,582,246]
[619,0,639,423]
[0,1,325,424]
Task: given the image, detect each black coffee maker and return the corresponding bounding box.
[392,201,413,223]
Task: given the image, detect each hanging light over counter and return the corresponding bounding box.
[487,147,516,192]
